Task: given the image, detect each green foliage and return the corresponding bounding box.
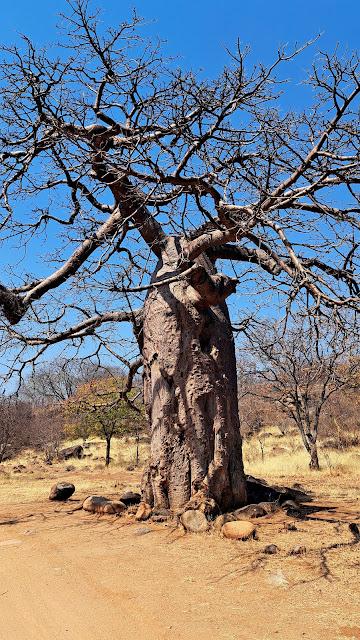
[64,376,144,443]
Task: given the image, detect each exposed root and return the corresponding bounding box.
[319,548,333,581]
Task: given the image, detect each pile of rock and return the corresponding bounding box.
[47,475,307,547]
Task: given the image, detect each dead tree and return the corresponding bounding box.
[242,317,360,469]
[0,1,359,508]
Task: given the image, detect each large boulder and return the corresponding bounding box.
[119,491,141,507]
[49,482,75,501]
[221,520,256,541]
[82,496,126,515]
[180,509,209,533]
[58,445,84,461]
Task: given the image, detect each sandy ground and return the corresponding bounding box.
[0,469,360,640]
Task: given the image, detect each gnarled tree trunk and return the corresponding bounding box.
[141,238,247,512]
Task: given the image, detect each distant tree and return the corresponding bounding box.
[31,404,65,463]
[242,317,360,469]
[20,358,106,405]
[66,376,143,465]
[237,358,287,436]
[0,396,32,462]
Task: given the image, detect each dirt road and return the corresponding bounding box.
[0,472,359,640]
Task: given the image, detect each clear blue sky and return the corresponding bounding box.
[1,0,359,72]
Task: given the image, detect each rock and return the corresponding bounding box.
[83,496,108,512]
[119,491,141,507]
[65,465,76,472]
[221,520,256,540]
[126,465,135,471]
[282,522,298,532]
[134,527,151,536]
[258,501,279,514]
[180,509,209,533]
[82,496,126,515]
[49,482,75,501]
[135,502,152,521]
[102,500,127,515]
[289,545,306,556]
[233,504,267,519]
[213,503,267,531]
[263,544,279,555]
[58,445,84,461]
[281,499,300,510]
[152,507,171,517]
[267,568,289,588]
[184,493,220,519]
[213,514,228,531]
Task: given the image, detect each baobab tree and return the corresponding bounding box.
[0,1,359,510]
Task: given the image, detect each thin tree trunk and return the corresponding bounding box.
[141,239,247,512]
[135,430,140,466]
[309,442,320,470]
[105,436,111,466]
[295,418,320,471]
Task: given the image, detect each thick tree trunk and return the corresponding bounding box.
[141,238,247,512]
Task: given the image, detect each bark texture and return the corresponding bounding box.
[308,443,320,470]
[141,238,247,512]
[105,437,111,467]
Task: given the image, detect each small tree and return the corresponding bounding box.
[242,317,360,469]
[66,377,142,466]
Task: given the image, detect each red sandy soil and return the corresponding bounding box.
[0,469,359,640]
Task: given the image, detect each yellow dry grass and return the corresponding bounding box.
[243,426,360,500]
[0,429,359,504]
[0,436,150,504]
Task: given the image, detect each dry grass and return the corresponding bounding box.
[243,427,360,476]
[243,426,360,500]
[0,436,150,505]
[1,428,359,504]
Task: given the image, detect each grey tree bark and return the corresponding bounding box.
[141,239,247,512]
